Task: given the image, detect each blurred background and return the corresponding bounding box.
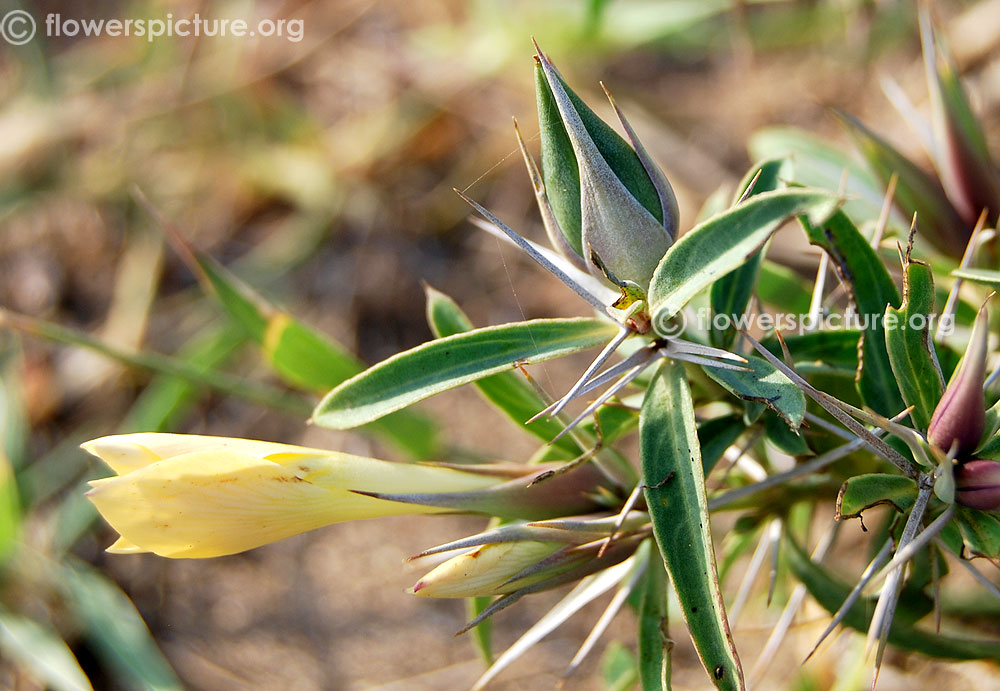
[1,0,999,688]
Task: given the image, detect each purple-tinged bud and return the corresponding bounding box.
[927,301,990,457]
[955,459,1000,511]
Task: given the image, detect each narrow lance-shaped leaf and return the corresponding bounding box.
[954,505,1000,558]
[798,208,904,416]
[885,254,944,431]
[710,158,792,349]
[641,359,744,690]
[637,549,671,691]
[60,558,183,690]
[952,268,1000,289]
[704,354,806,431]
[313,318,616,429]
[650,188,840,325]
[424,286,579,454]
[921,12,1000,228]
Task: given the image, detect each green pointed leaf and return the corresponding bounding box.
[763,412,811,456]
[885,257,944,431]
[762,329,861,370]
[122,326,245,432]
[467,596,494,666]
[650,189,839,323]
[314,318,616,429]
[757,261,813,314]
[641,359,744,690]
[925,22,1000,227]
[704,355,806,430]
[602,641,640,691]
[837,110,969,257]
[786,536,1000,661]
[836,473,918,520]
[747,126,888,221]
[710,159,791,348]
[425,286,579,453]
[955,506,1000,559]
[953,268,1000,289]
[0,608,92,691]
[799,208,904,416]
[0,366,22,562]
[977,432,1000,461]
[637,554,670,691]
[194,252,439,457]
[699,414,746,476]
[535,62,664,256]
[594,403,640,446]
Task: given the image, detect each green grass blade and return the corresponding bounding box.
[192,252,439,458]
[121,325,247,432]
[425,286,579,453]
[1,310,310,416]
[885,257,944,431]
[59,558,182,690]
[799,209,904,416]
[314,318,616,429]
[0,607,92,691]
[649,189,839,324]
[641,359,744,690]
[466,596,494,666]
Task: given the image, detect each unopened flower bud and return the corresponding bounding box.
[955,459,1000,511]
[532,43,677,289]
[410,540,564,598]
[927,301,990,457]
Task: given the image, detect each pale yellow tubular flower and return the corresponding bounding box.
[410,540,563,598]
[80,433,323,475]
[106,537,148,554]
[84,435,501,559]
